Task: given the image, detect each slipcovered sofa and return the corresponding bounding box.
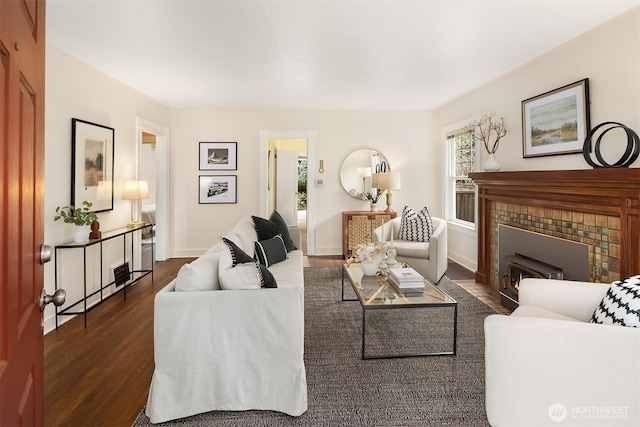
[372,216,448,284]
[485,278,640,426]
[145,215,307,424]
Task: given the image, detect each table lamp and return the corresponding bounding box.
[375,173,401,212]
[122,180,149,228]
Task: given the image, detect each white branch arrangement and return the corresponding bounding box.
[471,113,509,154]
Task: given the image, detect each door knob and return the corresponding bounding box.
[40,244,52,264]
[40,289,66,312]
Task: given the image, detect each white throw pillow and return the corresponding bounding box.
[222,216,258,255]
[174,251,221,291]
[591,275,640,327]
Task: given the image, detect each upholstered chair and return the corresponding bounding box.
[484,278,640,426]
[372,217,447,284]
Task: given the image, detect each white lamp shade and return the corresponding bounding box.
[122,180,149,200]
[357,167,372,178]
[376,173,401,190]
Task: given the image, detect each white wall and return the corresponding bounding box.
[434,7,640,271]
[169,109,438,256]
[44,45,170,333]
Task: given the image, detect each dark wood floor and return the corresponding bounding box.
[44,253,344,427]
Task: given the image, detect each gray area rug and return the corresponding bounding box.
[134,267,494,426]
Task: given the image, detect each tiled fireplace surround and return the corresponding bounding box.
[469,169,640,291]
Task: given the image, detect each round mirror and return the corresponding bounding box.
[340,149,390,199]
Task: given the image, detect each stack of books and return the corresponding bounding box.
[388,267,425,289]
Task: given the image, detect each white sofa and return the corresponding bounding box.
[145,216,307,424]
[485,278,640,426]
[372,216,448,284]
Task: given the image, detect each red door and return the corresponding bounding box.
[0,0,46,425]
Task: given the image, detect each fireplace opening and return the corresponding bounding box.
[501,254,563,311]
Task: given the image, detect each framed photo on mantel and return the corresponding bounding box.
[521,78,590,158]
[71,118,114,212]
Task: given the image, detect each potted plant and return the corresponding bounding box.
[471,113,509,171]
[363,191,382,211]
[54,200,99,243]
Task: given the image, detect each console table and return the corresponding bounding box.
[342,211,397,259]
[54,224,154,328]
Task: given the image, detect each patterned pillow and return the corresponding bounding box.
[398,206,434,242]
[590,275,640,327]
[254,234,288,267]
[219,238,277,289]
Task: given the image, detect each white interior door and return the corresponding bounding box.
[276,149,299,227]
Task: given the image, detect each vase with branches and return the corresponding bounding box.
[471,113,509,171]
[471,112,509,155]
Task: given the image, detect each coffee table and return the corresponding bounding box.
[342,262,457,360]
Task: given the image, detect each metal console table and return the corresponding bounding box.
[54,224,154,328]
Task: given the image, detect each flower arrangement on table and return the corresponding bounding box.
[354,242,385,263]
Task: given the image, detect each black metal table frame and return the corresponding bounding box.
[341,264,458,360]
[54,224,154,328]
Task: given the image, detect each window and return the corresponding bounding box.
[447,128,475,226]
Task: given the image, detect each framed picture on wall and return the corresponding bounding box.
[199,175,237,204]
[199,142,237,170]
[522,78,590,158]
[71,118,115,212]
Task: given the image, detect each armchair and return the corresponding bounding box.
[372,216,447,284]
[484,278,640,426]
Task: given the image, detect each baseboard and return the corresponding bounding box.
[448,252,476,272]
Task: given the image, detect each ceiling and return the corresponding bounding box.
[46,0,639,110]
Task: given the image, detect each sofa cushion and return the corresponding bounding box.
[255,234,289,267]
[398,206,434,242]
[590,275,640,327]
[222,216,258,255]
[174,251,221,291]
[219,238,277,289]
[252,210,297,252]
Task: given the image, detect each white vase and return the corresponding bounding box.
[74,225,89,243]
[484,153,501,172]
[361,260,379,276]
[370,203,378,212]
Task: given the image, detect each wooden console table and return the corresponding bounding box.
[54,224,154,328]
[342,211,397,259]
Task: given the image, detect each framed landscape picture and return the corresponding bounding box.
[522,79,590,158]
[199,175,237,204]
[199,142,237,170]
[71,118,114,212]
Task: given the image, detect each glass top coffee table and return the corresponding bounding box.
[342,262,457,360]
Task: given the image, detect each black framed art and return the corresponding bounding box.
[199,175,237,204]
[199,142,237,170]
[522,78,590,158]
[71,118,114,212]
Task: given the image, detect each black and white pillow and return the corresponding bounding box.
[590,275,640,327]
[219,238,277,289]
[254,234,288,267]
[398,206,434,242]
[252,210,297,252]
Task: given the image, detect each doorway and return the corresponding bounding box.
[260,131,317,256]
[137,118,169,261]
